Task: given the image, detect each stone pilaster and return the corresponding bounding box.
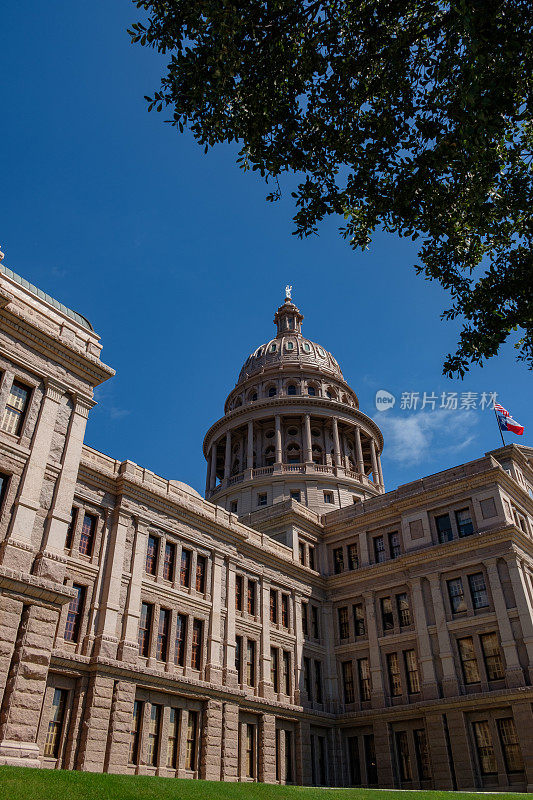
[93,509,131,659]
[505,555,533,680]
[373,720,394,788]
[363,591,385,706]
[425,713,455,789]
[259,577,273,698]
[199,699,223,780]
[104,680,136,774]
[75,674,115,772]
[428,573,459,697]
[258,713,277,783]
[223,558,238,687]
[221,702,239,781]
[118,519,149,663]
[410,578,439,699]
[485,558,525,687]
[295,719,312,785]
[445,710,476,789]
[511,700,533,791]
[206,554,224,684]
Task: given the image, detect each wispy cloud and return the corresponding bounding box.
[92,386,131,421]
[378,409,478,465]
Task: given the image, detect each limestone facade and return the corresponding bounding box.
[0,269,532,791]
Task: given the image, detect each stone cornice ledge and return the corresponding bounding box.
[0,565,75,606]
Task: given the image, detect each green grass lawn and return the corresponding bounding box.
[0,766,528,800]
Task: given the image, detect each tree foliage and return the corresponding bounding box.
[129,0,533,375]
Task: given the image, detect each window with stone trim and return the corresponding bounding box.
[347,543,359,570]
[308,545,315,570]
[195,554,207,593]
[435,512,453,543]
[270,589,278,623]
[247,580,256,615]
[364,734,378,784]
[163,542,175,581]
[303,656,312,699]
[235,574,243,611]
[396,731,412,781]
[373,535,386,563]
[298,541,305,564]
[314,660,323,703]
[174,614,186,666]
[185,710,198,771]
[167,707,179,768]
[138,602,153,657]
[389,531,401,559]
[301,602,308,636]
[191,619,203,670]
[387,652,402,696]
[447,578,467,614]
[414,728,431,780]
[404,649,421,693]
[285,730,294,783]
[324,491,334,504]
[473,720,498,775]
[246,639,256,686]
[311,605,320,639]
[281,594,289,628]
[180,548,191,587]
[129,700,142,765]
[146,535,159,576]
[469,572,489,610]
[156,608,170,661]
[257,492,267,506]
[283,650,291,695]
[245,723,256,778]
[43,688,67,758]
[271,647,279,691]
[64,506,77,550]
[380,597,394,631]
[342,660,355,704]
[458,636,481,684]
[396,593,412,627]
[456,507,474,537]
[64,584,85,643]
[147,704,161,766]
[79,512,96,556]
[353,603,366,637]
[480,632,505,681]
[235,635,243,682]
[497,717,524,773]
[338,606,349,640]
[1,381,30,436]
[357,657,371,701]
[347,736,361,785]
[333,547,344,573]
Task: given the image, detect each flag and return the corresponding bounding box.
[495,404,524,435]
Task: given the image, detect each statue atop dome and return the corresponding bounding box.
[285,284,293,301]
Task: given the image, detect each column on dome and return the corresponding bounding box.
[354,425,364,474]
[370,438,380,486]
[224,430,232,482]
[332,417,341,467]
[274,414,282,464]
[209,442,217,491]
[303,414,312,463]
[247,420,254,472]
[377,451,384,488]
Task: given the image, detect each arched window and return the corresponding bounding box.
[312,444,323,464]
[287,384,297,396]
[264,446,275,466]
[302,341,311,353]
[307,385,316,396]
[268,386,277,397]
[286,341,294,351]
[287,443,301,464]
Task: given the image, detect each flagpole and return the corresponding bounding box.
[494,408,506,447]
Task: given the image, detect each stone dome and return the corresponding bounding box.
[237,296,344,384]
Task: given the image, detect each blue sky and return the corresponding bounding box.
[1,1,530,495]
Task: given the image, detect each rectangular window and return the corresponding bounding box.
[247,580,256,615]
[163,542,175,581]
[129,699,142,765]
[64,507,77,550]
[291,490,301,503]
[373,535,386,563]
[79,513,96,556]
[473,720,497,775]
[447,578,467,613]
[281,594,289,628]
[364,734,378,785]
[64,584,85,643]
[414,729,431,780]
[333,547,344,573]
[185,710,198,771]
[353,603,366,637]
[324,491,334,504]
[246,723,255,778]
[314,660,323,703]
[304,657,312,700]
[480,632,505,680]
[348,543,359,570]
[270,589,278,624]
[138,602,153,657]
[180,548,191,587]
[308,546,315,570]
[311,605,320,639]
[235,635,243,683]
[283,650,291,695]
[404,649,421,693]
[174,613,186,666]
[1,381,30,436]
[147,704,161,767]
[338,606,349,640]
[156,608,170,661]
[257,492,267,507]
[235,574,243,611]
[435,513,453,543]
[191,619,202,670]
[396,593,412,627]
[43,688,67,758]
[285,730,293,783]
[167,707,179,769]
[298,541,305,564]
[497,717,524,773]
[358,658,371,701]
[196,554,206,593]
[342,660,355,704]
[347,736,361,785]
[387,652,402,696]
[246,639,256,686]
[230,500,238,513]
[458,636,481,684]
[469,572,489,610]
[389,531,401,559]
[381,596,394,631]
[145,535,158,576]
[317,736,326,785]
[456,508,474,537]
[301,602,308,636]
[271,647,279,691]
[396,731,412,781]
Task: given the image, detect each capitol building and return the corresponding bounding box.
[0,260,532,791]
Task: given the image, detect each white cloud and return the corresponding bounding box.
[378,409,478,465]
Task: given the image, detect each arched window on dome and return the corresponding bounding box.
[264,445,275,467]
[288,317,294,330]
[287,384,297,396]
[286,442,301,465]
[270,343,277,353]
[326,386,338,400]
[234,396,243,408]
[316,346,325,357]
[307,383,317,396]
[312,444,323,465]
[286,341,295,351]
[302,341,311,353]
[268,386,277,397]
[247,390,257,402]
